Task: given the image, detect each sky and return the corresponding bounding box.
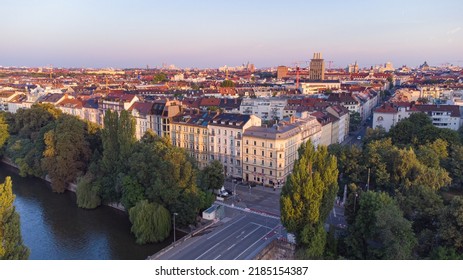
[1,0,462,69]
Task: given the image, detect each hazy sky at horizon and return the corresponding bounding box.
[1,0,462,69]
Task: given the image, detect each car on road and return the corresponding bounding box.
[357,136,362,140]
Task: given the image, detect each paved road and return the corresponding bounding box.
[223,180,281,216]
[156,207,282,260]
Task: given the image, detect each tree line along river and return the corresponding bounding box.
[0,162,179,260]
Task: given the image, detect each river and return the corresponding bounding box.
[0,163,179,260]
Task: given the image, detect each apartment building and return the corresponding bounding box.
[208,113,262,179]
[373,102,462,131]
[98,92,139,126]
[0,91,22,112]
[242,116,321,187]
[240,97,287,121]
[171,112,217,169]
[149,99,182,138]
[325,105,349,143]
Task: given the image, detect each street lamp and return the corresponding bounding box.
[173,212,178,243]
[232,179,237,207]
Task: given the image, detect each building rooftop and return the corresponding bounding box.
[209,113,252,128]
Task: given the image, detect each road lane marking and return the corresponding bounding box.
[226,244,236,251]
[213,254,221,260]
[195,242,221,260]
[234,227,274,260]
[206,215,247,240]
[250,222,273,230]
[236,231,245,239]
[242,226,261,240]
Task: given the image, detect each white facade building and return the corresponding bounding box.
[240,98,287,121]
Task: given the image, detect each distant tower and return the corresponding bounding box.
[277,66,288,79]
[348,61,359,73]
[309,52,325,80]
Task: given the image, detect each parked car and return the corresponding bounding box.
[357,136,362,140]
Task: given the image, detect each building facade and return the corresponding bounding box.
[208,113,262,179]
[240,97,287,121]
[171,112,217,169]
[309,52,325,81]
[242,116,321,187]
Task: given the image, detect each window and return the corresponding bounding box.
[246,165,249,170]
[262,142,264,147]
[253,167,256,172]
[246,148,249,154]
[279,154,282,159]
[237,141,240,147]
[261,160,264,165]
[270,143,273,148]
[270,161,273,167]
[254,141,256,146]
[270,170,272,176]
[254,150,256,155]
[262,151,264,156]
[270,152,273,158]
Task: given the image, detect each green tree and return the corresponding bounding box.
[280,141,338,259]
[121,176,145,210]
[430,246,463,260]
[76,173,101,209]
[416,139,448,168]
[129,200,171,244]
[0,113,8,150]
[0,177,29,260]
[346,191,416,259]
[438,196,463,253]
[363,127,387,144]
[417,97,430,104]
[349,112,361,132]
[153,72,168,83]
[389,112,432,146]
[42,115,91,193]
[198,160,225,191]
[220,80,235,87]
[396,185,443,257]
[99,110,136,202]
[127,134,210,227]
[5,105,60,177]
[443,144,463,189]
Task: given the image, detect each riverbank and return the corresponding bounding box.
[1,157,126,212]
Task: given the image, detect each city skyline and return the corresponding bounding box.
[1,0,462,69]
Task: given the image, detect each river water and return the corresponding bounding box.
[0,163,178,260]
